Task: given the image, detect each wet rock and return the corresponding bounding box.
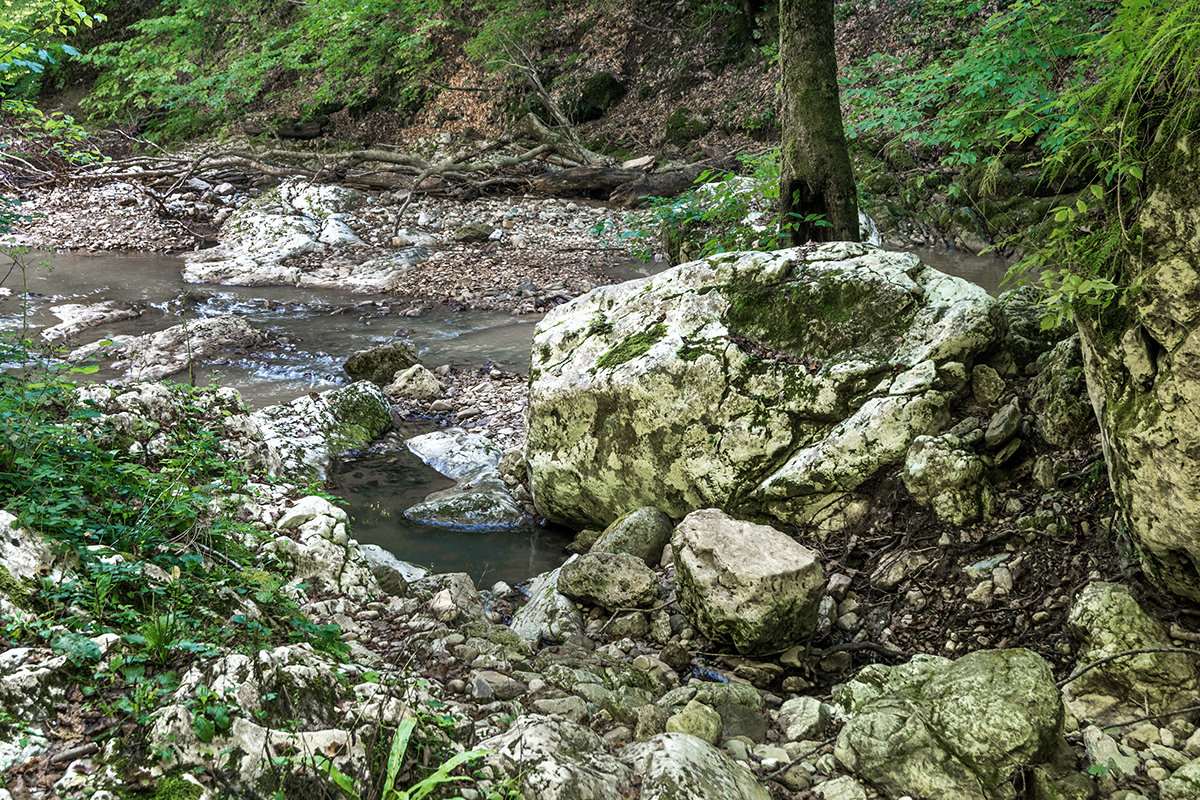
[619,733,771,800]
[479,715,633,800]
[904,433,995,525]
[403,430,524,530]
[674,509,823,655]
[1065,582,1200,726]
[41,302,142,341]
[344,340,421,385]
[70,315,266,381]
[557,552,659,610]
[252,381,392,483]
[527,243,997,531]
[591,507,674,565]
[357,544,427,595]
[510,564,588,648]
[1029,334,1093,448]
[834,648,1064,800]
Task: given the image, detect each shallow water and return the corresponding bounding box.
[0,250,540,408]
[0,242,1011,583]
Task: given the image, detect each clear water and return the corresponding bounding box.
[0,244,1010,582]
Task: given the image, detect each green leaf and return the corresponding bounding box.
[191,715,216,743]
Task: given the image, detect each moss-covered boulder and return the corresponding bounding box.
[526,243,1000,530]
[251,381,392,482]
[1064,581,1200,726]
[834,649,1065,800]
[344,340,421,385]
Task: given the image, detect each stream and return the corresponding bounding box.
[0,243,1010,584]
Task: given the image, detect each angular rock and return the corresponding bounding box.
[70,315,266,381]
[557,552,659,610]
[619,733,771,800]
[814,777,868,800]
[265,496,378,602]
[1065,582,1200,726]
[527,243,998,531]
[1029,335,1093,448]
[0,511,75,617]
[971,363,1006,407]
[454,222,496,243]
[357,544,427,595]
[510,564,588,648]
[1076,138,1200,600]
[252,381,392,483]
[673,509,823,655]
[592,507,673,565]
[385,364,443,400]
[834,649,1064,800]
[984,398,1022,448]
[904,433,995,525]
[1161,758,1200,800]
[664,700,722,744]
[479,715,633,800]
[344,340,421,385]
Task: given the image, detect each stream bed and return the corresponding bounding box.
[0,243,1010,583]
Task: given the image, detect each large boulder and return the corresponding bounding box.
[251,381,392,483]
[1077,135,1200,600]
[526,243,999,530]
[1064,581,1200,726]
[673,509,823,655]
[834,649,1064,800]
[70,315,266,380]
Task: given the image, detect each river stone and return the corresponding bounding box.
[1029,334,1092,448]
[344,340,421,385]
[903,433,995,525]
[591,507,673,565]
[1075,136,1200,600]
[252,381,392,483]
[41,301,142,341]
[619,733,771,800]
[834,648,1064,800]
[526,243,996,531]
[1064,581,1200,726]
[357,544,427,595]
[478,715,633,800]
[404,430,524,530]
[557,552,659,610]
[673,509,823,655]
[385,364,443,400]
[1161,758,1200,800]
[510,564,588,648]
[70,315,267,381]
[814,777,868,800]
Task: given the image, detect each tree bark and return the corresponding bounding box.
[779,0,860,243]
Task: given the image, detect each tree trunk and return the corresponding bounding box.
[779,0,859,243]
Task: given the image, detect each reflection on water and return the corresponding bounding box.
[330,444,572,585]
[0,251,541,408]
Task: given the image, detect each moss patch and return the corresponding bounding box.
[595,324,668,370]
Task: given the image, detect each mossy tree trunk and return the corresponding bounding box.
[779,0,859,243]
